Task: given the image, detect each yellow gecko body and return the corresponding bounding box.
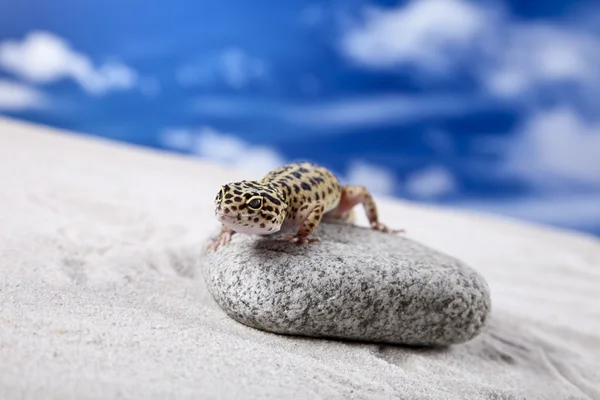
[207,162,402,251]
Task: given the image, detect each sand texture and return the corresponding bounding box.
[1,117,599,400]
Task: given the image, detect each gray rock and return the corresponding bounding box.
[200,222,491,346]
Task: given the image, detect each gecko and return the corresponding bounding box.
[206,162,404,252]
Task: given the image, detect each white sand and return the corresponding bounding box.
[1,116,599,399]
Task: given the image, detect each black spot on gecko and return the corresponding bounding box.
[238,203,247,210]
[292,171,302,179]
[299,167,309,173]
[301,182,311,191]
[315,193,320,201]
[263,193,281,206]
[231,205,237,211]
[264,205,274,212]
[225,200,232,204]
[254,217,259,222]
[225,193,233,199]
[260,223,266,228]
[293,184,300,194]
[234,196,242,202]
[233,190,243,195]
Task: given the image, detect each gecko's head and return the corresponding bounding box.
[213,180,287,235]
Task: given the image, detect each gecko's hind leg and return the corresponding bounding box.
[328,186,404,234]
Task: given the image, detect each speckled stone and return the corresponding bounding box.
[200,222,491,346]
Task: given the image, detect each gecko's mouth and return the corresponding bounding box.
[216,212,250,219]
[216,212,249,225]
[216,212,234,219]
[215,211,281,234]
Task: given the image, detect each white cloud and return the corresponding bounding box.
[0,31,138,95]
[339,0,600,196]
[504,108,600,189]
[159,128,196,151]
[159,126,285,176]
[285,94,478,128]
[193,128,249,161]
[340,0,600,104]
[220,48,267,89]
[176,48,267,90]
[341,0,495,73]
[282,96,463,127]
[484,24,600,99]
[404,165,457,199]
[343,161,396,196]
[0,79,46,110]
[191,94,483,130]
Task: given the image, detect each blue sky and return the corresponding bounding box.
[1,0,600,236]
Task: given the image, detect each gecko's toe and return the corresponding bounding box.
[287,235,321,245]
[205,242,217,254]
[371,221,405,234]
[205,232,234,253]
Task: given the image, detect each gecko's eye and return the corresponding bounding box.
[247,197,262,210]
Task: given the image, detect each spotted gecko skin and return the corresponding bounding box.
[206,162,403,252]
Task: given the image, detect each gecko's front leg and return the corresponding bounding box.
[285,202,325,244]
[205,225,236,253]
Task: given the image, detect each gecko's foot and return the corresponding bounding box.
[205,231,233,253]
[285,233,321,245]
[370,221,405,234]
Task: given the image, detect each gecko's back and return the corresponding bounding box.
[260,162,342,221]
